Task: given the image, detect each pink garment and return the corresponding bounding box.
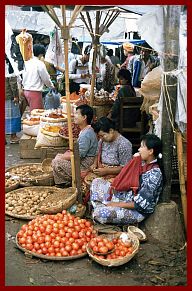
[24,90,44,112]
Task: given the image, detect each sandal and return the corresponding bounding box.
[10,138,20,144]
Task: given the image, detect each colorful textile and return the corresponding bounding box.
[24,90,44,112]
[52,155,94,185]
[98,135,132,167]
[90,165,163,224]
[5,100,21,134]
[110,155,159,194]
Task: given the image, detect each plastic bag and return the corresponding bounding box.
[44,89,61,110]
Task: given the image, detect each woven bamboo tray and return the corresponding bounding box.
[5,181,20,193]
[86,232,139,267]
[6,163,54,187]
[5,186,63,220]
[15,234,87,261]
[38,187,78,214]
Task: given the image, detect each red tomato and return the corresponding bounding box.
[72,231,79,239]
[58,230,65,237]
[45,235,51,242]
[61,250,69,257]
[82,245,86,252]
[70,249,77,256]
[72,242,79,251]
[19,237,26,244]
[55,236,61,242]
[39,226,45,233]
[37,249,43,254]
[98,246,108,254]
[105,242,114,250]
[50,232,56,239]
[68,237,75,243]
[17,230,24,238]
[98,241,104,248]
[53,241,60,248]
[74,225,81,232]
[85,221,92,227]
[32,234,38,242]
[56,252,62,257]
[65,232,72,238]
[48,246,55,253]
[25,243,33,251]
[65,245,72,252]
[37,236,45,244]
[45,241,52,248]
[34,242,40,250]
[93,246,99,253]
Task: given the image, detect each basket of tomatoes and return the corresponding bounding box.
[86,232,139,267]
[16,211,96,260]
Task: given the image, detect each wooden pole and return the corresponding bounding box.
[176,131,187,230]
[160,6,181,202]
[60,5,76,188]
[90,11,100,107]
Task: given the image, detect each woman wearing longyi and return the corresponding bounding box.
[89,117,132,180]
[90,134,163,225]
[52,104,98,187]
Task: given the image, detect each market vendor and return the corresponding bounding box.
[96,55,115,93]
[90,134,163,225]
[108,68,137,128]
[89,117,132,179]
[52,104,98,187]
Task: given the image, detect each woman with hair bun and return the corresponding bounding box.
[90,134,163,225]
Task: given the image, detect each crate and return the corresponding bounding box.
[19,134,41,159]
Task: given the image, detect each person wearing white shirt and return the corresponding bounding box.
[22,44,54,112]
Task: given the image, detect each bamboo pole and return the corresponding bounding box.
[176,131,187,231]
[86,11,93,34]
[60,5,76,188]
[68,5,85,28]
[41,6,61,27]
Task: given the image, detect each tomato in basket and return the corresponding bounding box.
[17,211,96,257]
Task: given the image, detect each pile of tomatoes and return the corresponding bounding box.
[89,236,134,260]
[17,210,96,257]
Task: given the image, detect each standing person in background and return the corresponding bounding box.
[96,55,115,93]
[107,49,120,85]
[68,45,92,94]
[22,44,54,112]
[5,56,21,144]
[120,42,135,71]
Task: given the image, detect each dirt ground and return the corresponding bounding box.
[5,137,187,286]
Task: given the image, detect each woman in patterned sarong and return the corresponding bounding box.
[52,104,98,187]
[90,134,163,225]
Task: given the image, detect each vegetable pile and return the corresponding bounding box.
[5,188,54,217]
[88,236,133,260]
[17,211,96,257]
[59,123,80,139]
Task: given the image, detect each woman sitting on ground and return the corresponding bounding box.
[89,117,132,180]
[52,104,98,187]
[90,134,163,225]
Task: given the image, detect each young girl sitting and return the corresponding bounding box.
[90,134,163,225]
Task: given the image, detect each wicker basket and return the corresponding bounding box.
[16,234,87,261]
[5,186,61,220]
[6,163,54,187]
[38,187,78,214]
[86,232,139,267]
[127,226,147,242]
[84,173,98,186]
[41,158,53,173]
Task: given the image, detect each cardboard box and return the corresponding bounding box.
[19,134,41,159]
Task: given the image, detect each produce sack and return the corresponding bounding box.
[23,124,40,137]
[139,66,162,113]
[35,130,66,148]
[44,89,61,110]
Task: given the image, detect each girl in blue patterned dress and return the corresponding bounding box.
[90,134,163,225]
